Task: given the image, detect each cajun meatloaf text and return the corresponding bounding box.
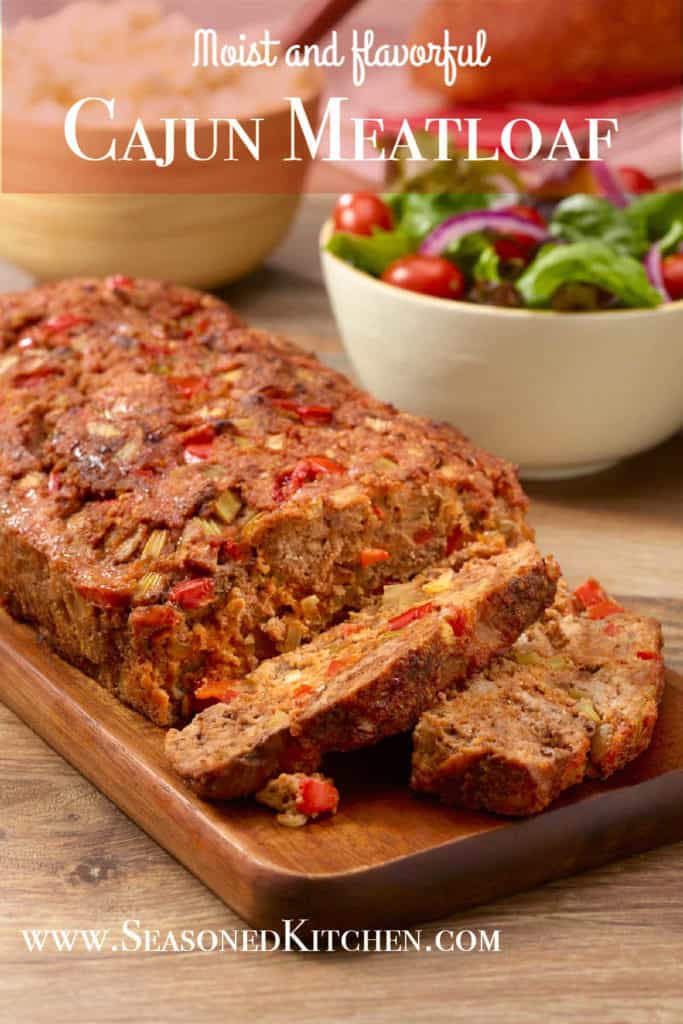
[0,278,529,724]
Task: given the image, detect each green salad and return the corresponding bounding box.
[326,189,683,311]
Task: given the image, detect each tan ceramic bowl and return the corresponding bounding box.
[0,74,321,289]
[321,222,683,480]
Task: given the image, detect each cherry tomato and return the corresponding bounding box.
[332,192,393,236]
[618,167,656,194]
[661,254,683,300]
[496,205,546,260]
[381,255,465,300]
[494,235,537,263]
[499,204,547,229]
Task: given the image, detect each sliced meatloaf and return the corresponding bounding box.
[411,580,664,815]
[165,543,559,799]
[0,278,530,725]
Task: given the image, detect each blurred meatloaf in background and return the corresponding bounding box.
[412,0,681,103]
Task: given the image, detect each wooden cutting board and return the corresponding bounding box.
[1,606,682,932]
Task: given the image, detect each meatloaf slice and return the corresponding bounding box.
[411,580,664,815]
[0,278,529,725]
[165,542,559,799]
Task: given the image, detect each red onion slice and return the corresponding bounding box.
[592,162,628,208]
[644,243,670,301]
[419,211,550,256]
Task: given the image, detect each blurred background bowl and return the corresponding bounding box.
[321,222,683,479]
[0,68,321,288]
[0,191,309,290]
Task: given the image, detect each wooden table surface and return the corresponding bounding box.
[1,199,682,1024]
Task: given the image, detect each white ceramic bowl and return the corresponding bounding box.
[321,223,683,480]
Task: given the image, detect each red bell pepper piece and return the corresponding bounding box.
[326,657,353,678]
[296,777,339,816]
[169,577,215,610]
[194,680,239,702]
[184,443,214,464]
[574,579,623,618]
[183,424,215,463]
[340,622,363,638]
[445,608,469,637]
[221,538,251,563]
[78,585,130,609]
[636,650,658,661]
[586,600,624,620]
[573,578,606,607]
[413,528,434,545]
[130,605,177,637]
[359,547,390,567]
[168,376,208,399]
[44,314,91,335]
[445,525,463,556]
[292,683,315,701]
[15,366,56,387]
[272,398,334,425]
[274,455,344,502]
[388,602,434,631]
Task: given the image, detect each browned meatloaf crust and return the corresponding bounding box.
[0,278,529,725]
[165,543,559,799]
[411,581,664,815]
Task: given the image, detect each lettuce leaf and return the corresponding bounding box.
[385,192,493,244]
[550,195,648,257]
[657,220,683,254]
[325,229,414,277]
[516,241,662,309]
[626,190,683,241]
[443,230,501,283]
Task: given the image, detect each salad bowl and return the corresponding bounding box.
[321,189,683,479]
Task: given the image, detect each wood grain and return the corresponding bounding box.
[1,201,682,1023]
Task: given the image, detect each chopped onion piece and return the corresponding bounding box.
[300,594,320,618]
[575,698,601,724]
[513,649,544,666]
[591,162,627,207]
[141,529,168,560]
[215,488,242,524]
[135,571,165,599]
[420,210,550,257]
[197,517,223,537]
[422,570,456,595]
[644,243,670,301]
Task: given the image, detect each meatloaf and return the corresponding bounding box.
[165,543,559,798]
[0,278,530,725]
[411,579,664,815]
[411,0,681,104]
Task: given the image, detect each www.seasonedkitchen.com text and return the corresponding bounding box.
[21,919,502,954]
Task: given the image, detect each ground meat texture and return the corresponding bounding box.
[164,543,559,798]
[0,278,530,725]
[411,581,664,815]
